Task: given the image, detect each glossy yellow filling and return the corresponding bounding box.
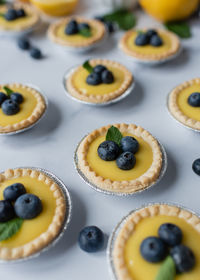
[0,86,37,127]
[125,215,200,280]
[126,31,172,55]
[177,84,200,121]
[86,133,153,181]
[0,177,56,248]
[72,66,125,96]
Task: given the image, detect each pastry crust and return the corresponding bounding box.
[0,83,46,134]
[119,29,180,61]
[0,168,66,260]
[66,59,133,103]
[0,3,39,32]
[168,78,200,130]
[113,204,200,280]
[77,123,162,193]
[48,17,106,47]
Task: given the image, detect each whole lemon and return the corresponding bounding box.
[139,0,199,22]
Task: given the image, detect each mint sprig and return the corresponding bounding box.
[155,256,176,280]
[3,86,13,97]
[164,21,191,38]
[0,0,6,5]
[0,218,23,241]
[79,28,92,38]
[106,126,123,146]
[83,60,93,73]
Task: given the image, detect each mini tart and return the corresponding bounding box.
[0,83,46,134]
[0,168,66,260]
[77,123,163,194]
[119,29,180,61]
[66,59,133,104]
[168,78,200,130]
[48,17,106,48]
[0,3,39,32]
[112,204,200,280]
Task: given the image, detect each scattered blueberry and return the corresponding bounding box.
[192,158,200,176]
[65,19,79,35]
[5,9,18,21]
[79,22,90,30]
[116,152,136,170]
[3,183,26,202]
[146,29,157,38]
[15,194,42,219]
[135,33,149,46]
[0,92,8,106]
[1,99,20,115]
[120,136,139,154]
[105,21,115,33]
[78,226,104,253]
[86,72,102,85]
[0,200,15,222]
[30,47,42,59]
[16,8,26,18]
[10,93,24,104]
[140,236,168,263]
[150,35,163,47]
[188,92,200,107]
[93,65,107,75]
[101,70,114,84]
[98,140,120,161]
[170,245,195,273]
[158,223,183,247]
[17,37,30,50]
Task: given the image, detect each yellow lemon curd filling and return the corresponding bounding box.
[0,86,37,127]
[177,84,200,121]
[72,66,125,96]
[86,133,153,182]
[0,177,56,248]
[124,215,200,280]
[126,31,172,55]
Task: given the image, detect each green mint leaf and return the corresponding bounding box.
[164,21,191,38]
[83,60,93,73]
[106,126,123,145]
[3,86,13,97]
[155,256,176,280]
[0,218,23,242]
[0,0,6,5]
[79,28,92,38]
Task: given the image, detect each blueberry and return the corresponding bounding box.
[10,93,24,104]
[5,9,18,21]
[86,72,102,85]
[94,16,105,23]
[158,223,182,246]
[17,37,30,50]
[105,21,115,33]
[93,65,107,75]
[116,152,136,170]
[140,237,168,263]
[146,29,157,38]
[78,226,104,253]
[16,9,26,18]
[101,70,114,84]
[150,35,163,47]
[1,99,20,115]
[79,22,90,30]
[30,47,42,59]
[120,136,139,154]
[188,92,200,107]
[3,183,26,202]
[0,92,8,106]
[65,19,79,35]
[135,33,149,46]
[98,140,120,161]
[0,200,15,222]
[170,245,195,273]
[15,194,42,219]
[192,158,200,175]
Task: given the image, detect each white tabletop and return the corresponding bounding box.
[0,2,200,279]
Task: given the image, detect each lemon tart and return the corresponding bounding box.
[48,17,106,48]
[111,204,200,280]
[0,168,67,260]
[168,78,200,130]
[119,28,180,62]
[76,124,163,194]
[66,59,133,104]
[0,3,39,33]
[0,83,46,134]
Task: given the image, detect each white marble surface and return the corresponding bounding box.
[0,1,200,279]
